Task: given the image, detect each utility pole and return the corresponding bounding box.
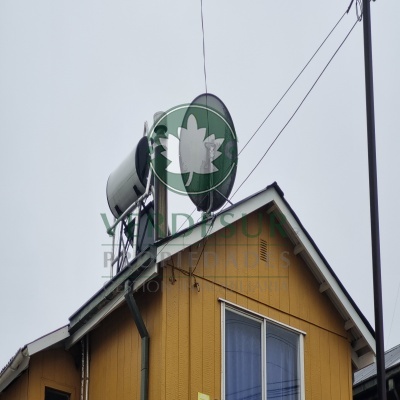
[362,0,386,398]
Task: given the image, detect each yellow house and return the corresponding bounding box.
[0,183,376,400]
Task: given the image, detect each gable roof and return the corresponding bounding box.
[156,182,376,368]
[0,181,376,393]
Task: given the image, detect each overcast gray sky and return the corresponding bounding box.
[0,0,399,369]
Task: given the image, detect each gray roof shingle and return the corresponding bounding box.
[354,344,400,386]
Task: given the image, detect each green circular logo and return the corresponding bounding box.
[149,101,238,199]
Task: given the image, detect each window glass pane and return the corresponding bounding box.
[45,387,70,400]
[266,323,300,400]
[225,310,262,400]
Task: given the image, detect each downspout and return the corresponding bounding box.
[85,334,90,400]
[80,339,85,400]
[124,280,149,400]
[80,335,90,400]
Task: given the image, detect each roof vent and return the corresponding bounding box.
[259,239,268,263]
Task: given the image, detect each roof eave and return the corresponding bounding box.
[65,245,158,349]
[0,325,69,393]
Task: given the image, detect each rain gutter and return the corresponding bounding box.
[0,325,69,393]
[0,348,30,392]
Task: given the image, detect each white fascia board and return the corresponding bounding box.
[132,263,159,292]
[65,264,158,349]
[156,188,277,263]
[65,289,125,349]
[271,195,376,355]
[352,348,376,370]
[219,297,307,336]
[26,325,69,355]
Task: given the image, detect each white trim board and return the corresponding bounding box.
[218,297,307,336]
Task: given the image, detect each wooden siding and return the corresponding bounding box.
[0,371,28,400]
[160,207,353,400]
[89,286,164,400]
[0,348,80,400]
[30,349,80,400]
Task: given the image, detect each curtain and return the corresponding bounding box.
[225,310,262,400]
[266,323,299,400]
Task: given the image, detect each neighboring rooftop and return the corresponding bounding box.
[354,344,400,387]
[0,326,69,392]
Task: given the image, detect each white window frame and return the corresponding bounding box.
[221,299,305,400]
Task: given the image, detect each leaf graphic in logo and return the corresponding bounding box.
[159,134,180,174]
[179,114,224,187]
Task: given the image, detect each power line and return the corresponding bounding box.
[152,0,209,261]
[230,18,360,201]
[200,0,208,93]
[239,10,347,156]
[387,279,400,346]
[154,10,359,261]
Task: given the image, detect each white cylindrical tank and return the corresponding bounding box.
[106,137,150,218]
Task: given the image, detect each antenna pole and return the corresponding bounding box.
[110,217,116,278]
[362,0,386,397]
[153,112,168,240]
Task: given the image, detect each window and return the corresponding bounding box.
[45,387,70,400]
[223,303,304,400]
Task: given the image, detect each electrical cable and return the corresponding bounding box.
[239,10,347,157]
[152,18,215,268]
[191,214,217,275]
[387,279,400,346]
[200,0,208,93]
[356,0,363,21]
[154,8,359,262]
[229,18,360,202]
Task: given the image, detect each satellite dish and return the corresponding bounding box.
[106,137,150,218]
[179,93,238,213]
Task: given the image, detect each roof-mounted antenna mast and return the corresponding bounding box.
[153,112,168,240]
